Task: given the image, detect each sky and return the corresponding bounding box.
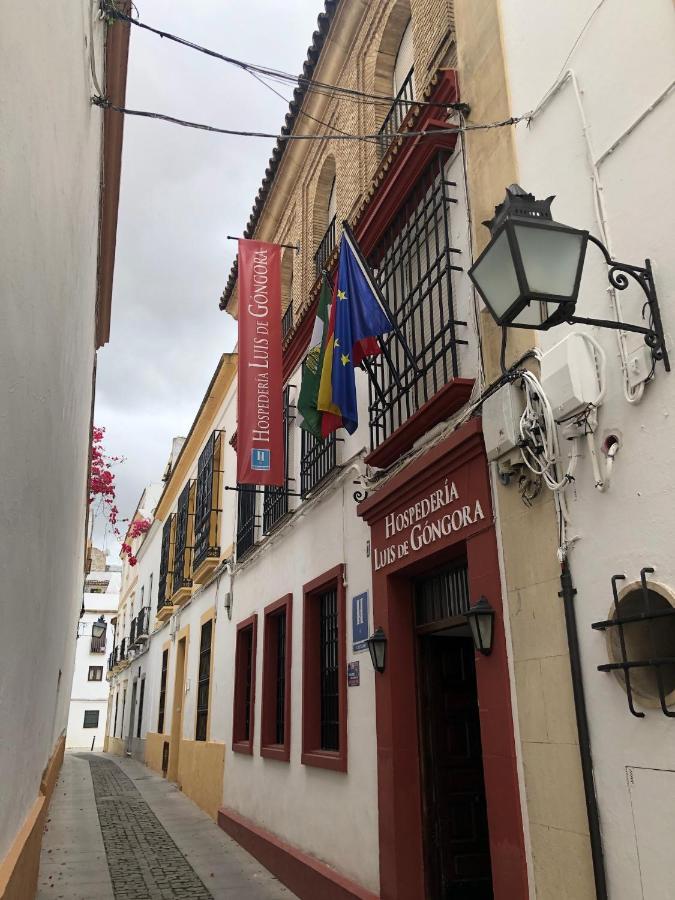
[94,0,321,555]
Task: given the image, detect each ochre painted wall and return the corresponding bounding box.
[145,732,167,775]
[177,741,226,821]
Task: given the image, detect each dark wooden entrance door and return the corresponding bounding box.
[418,633,493,899]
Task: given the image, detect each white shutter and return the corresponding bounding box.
[393,20,415,98]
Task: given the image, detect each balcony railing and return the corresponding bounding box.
[107,648,117,671]
[263,387,293,534]
[314,214,337,277]
[236,485,258,559]
[366,152,466,452]
[378,67,415,156]
[129,617,137,648]
[282,303,294,341]
[300,429,337,497]
[119,638,127,661]
[157,515,175,611]
[90,634,107,653]
[172,480,195,595]
[193,432,224,573]
[136,606,150,641]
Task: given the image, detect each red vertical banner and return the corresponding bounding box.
[236,240,284,486]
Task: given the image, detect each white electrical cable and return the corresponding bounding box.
[89,1,104,98]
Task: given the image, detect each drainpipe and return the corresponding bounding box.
[559,560,608,900]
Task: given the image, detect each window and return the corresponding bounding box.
[300,428,337,497]
[121,689,127,740]
[88,666,103,682]
[233,615,257,754]
[375,10,416,154]
[193,431,224,575]
[263,387,293,534]
[302,565,347,771]
[136,678,145,738]
[83,710,99,729]
[158,515,176,611]
[313,156,337,277]
[236,485,258,559]
[195,618,214,741]
[113,691,119,736]
[173,480,195,597]
[261,595,292,761]
[158,649,168,732]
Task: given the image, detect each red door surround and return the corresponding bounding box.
[358,418,528,900]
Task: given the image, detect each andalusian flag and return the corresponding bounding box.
[297,275,334,439]
[318,227,392,435]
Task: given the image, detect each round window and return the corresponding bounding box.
[606,581,675,708]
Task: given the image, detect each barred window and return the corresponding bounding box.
[233,616,257,753]
[113,691,119,737]
[158,649,168,733]
[263,387,293,534]
[173,480,195,594]
[136,678,145,739]
[158,515,175,611]
[261,595,292,760]
[236,485,258,559]
[194,431,224,572]
[195,619,213,742]
[300,429,337,497]
[319,589,339,751]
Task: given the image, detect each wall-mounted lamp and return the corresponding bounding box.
[468,185,669,371]
[91,616,107,640]
[466,596,495,656]
[367,626,387,674]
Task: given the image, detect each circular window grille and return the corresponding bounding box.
[605,580,675,709]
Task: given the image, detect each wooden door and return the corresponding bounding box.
[418,634,493,899]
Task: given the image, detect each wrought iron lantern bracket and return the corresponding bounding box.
[566,235,670,372]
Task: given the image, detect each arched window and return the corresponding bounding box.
[312,155,337,276]
[374,4,415,152]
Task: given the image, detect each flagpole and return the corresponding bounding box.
[342,220,420,375]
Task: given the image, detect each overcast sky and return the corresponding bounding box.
[94,0,320,555]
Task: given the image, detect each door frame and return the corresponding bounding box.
[358,419,528,900]
[126,678,138,756]
[168,626,189,783]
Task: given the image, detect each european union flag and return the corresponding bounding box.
[329,227,393,434]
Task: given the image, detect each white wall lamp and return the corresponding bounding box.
[468,185,670,373]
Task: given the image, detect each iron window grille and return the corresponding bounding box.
[263,387,294,534]
[314,214,337,277]
[365,151,467,452]
[119,638,126,661]
[319,587,340,752]
[113,692,119,736]
[592,567,675,718]
[300,428,337,498]
[158,649,168,732]
[157,515,175,611]
[415,562,470,629]
[193,431,224,573]
[129,616,137,647]
[83,710,99,729]
[378,67,415,156]
[282,303,294,340]
[274,611,287,745]
[136,606,150,640]
[233,617,257,751]
[107,650,114,672]
[195,619,213,741]
[173,480,195,594]
[88,666,103,682]
[136,679,145,739]
[236,484,258,559]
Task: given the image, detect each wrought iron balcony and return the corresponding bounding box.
[193,432,224,576]
[90,633,107,654]
[157,514,175,612]
[172,480,195,600]
[378,67,415,156]
[119,638,127,661]
[136,606,150,642]
[366,151,467,453]
[263,387,293,534]
[314,214,337,277]
[107,648,116,671]
[282,303,294,340]
[300,429,337,497]
[236,485,258,559]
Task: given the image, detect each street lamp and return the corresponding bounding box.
[468,185,669,370]
[466,597,495,656]
[367,627,387,674]
[91,616,107,641]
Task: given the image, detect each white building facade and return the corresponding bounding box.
[67,564,120,751]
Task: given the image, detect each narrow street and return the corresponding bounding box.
[37,753,295,900]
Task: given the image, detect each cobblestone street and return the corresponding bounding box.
[37,753,296,900]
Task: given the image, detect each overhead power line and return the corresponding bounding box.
[102,1,470,115]
[91,95,528,141]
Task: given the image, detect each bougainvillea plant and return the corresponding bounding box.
[120,517,151,567]
[89,426,124,545]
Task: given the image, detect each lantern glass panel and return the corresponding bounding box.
[470,229,520,319]
[92,619,106,640]
[514,224,585,297]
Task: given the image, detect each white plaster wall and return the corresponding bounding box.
[0,0,106,862]
[67,700,109,752]
[499,2,675,896]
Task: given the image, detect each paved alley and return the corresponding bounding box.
[37,753,296,900]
